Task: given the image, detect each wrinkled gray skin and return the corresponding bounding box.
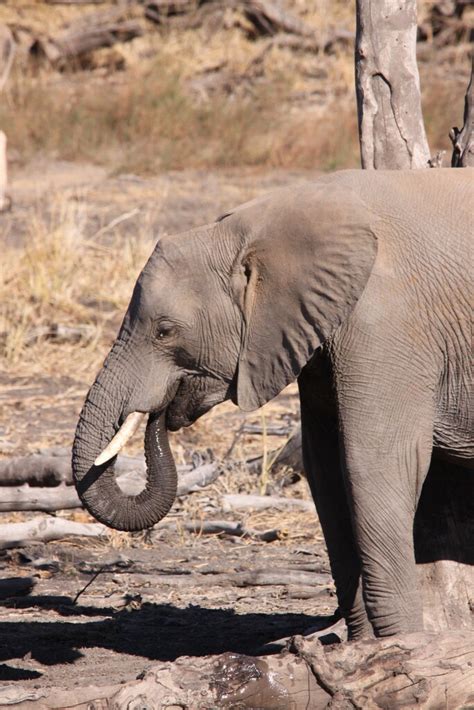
[73,168,473,638]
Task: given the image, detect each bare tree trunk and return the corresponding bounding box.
[450,57,474,166]
[0,131,8,212]
[355,0,431,169]
[0,25,14,213]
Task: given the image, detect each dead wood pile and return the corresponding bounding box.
[1,630,472,709]
[0,451,219,511]
[2,0,471,74]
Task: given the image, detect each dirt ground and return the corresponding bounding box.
[0,162,336,691]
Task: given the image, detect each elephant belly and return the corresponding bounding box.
[433,421,474,471]
[433,370,473,470]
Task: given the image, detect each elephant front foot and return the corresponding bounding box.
[345,606,375,641]
[364,585,424,638]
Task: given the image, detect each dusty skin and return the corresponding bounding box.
[71,166,473,639]
[0,161,335,690]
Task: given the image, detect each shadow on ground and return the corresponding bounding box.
[0,596,326,680]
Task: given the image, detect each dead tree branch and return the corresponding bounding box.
[221,493,314,513]
[450,57,474,166]
[247,427,303,476]
[0,24,15,93]
[31,8,144,66]
[0,516,106,549]
[241,0,315,38]
[158,518,280,541]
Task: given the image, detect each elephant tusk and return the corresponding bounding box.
[94,412,146,467]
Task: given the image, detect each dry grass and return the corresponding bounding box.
[2,63,274,172]
[0,0,361,174]
[0,196,153,374]
[1,0,466,173]
[1,54,359,174]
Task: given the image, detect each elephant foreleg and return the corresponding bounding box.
[336,370,434,637]
[299,358,373,640]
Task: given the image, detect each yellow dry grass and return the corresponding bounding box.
[0,196,153,375]
[0,0,469,173]
[0,0,362,173]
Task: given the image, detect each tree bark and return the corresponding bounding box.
[355,0,431,168]
[2,632,472,709]
[0,131,9,213]
[0,25,14,213]
[450,57,474,166]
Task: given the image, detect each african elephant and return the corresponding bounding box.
[72,168,473,639]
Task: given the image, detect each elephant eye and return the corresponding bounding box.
[155,322,175,341]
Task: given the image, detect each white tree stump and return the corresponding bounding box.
[355,0,431,168]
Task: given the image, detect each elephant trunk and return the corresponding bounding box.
[72,359,177,532]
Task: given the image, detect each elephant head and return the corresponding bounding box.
[72,177,378,531]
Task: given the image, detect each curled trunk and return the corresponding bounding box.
[72,363,177,531]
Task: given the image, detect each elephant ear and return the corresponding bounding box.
[231,180,378,411]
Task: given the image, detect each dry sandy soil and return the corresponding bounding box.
[0,161,336,691]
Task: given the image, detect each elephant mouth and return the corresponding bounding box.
[165,376,234,431]
[166,399,210,431]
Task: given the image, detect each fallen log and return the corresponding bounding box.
[247,427,304,476]
[31,8,144,66]
[177,462,220,495]
[234,568,331,587]
[241,0,315,38]
[150,0,317,39]
[174,519,280,542]
[0,455,72,487]
[1,631,472,709]
[0,453,215,494]
[221,493,313,512]
[0,451,152,486]
[0,463,219,512]
[0,483,81,512]
[0,516,106,549]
